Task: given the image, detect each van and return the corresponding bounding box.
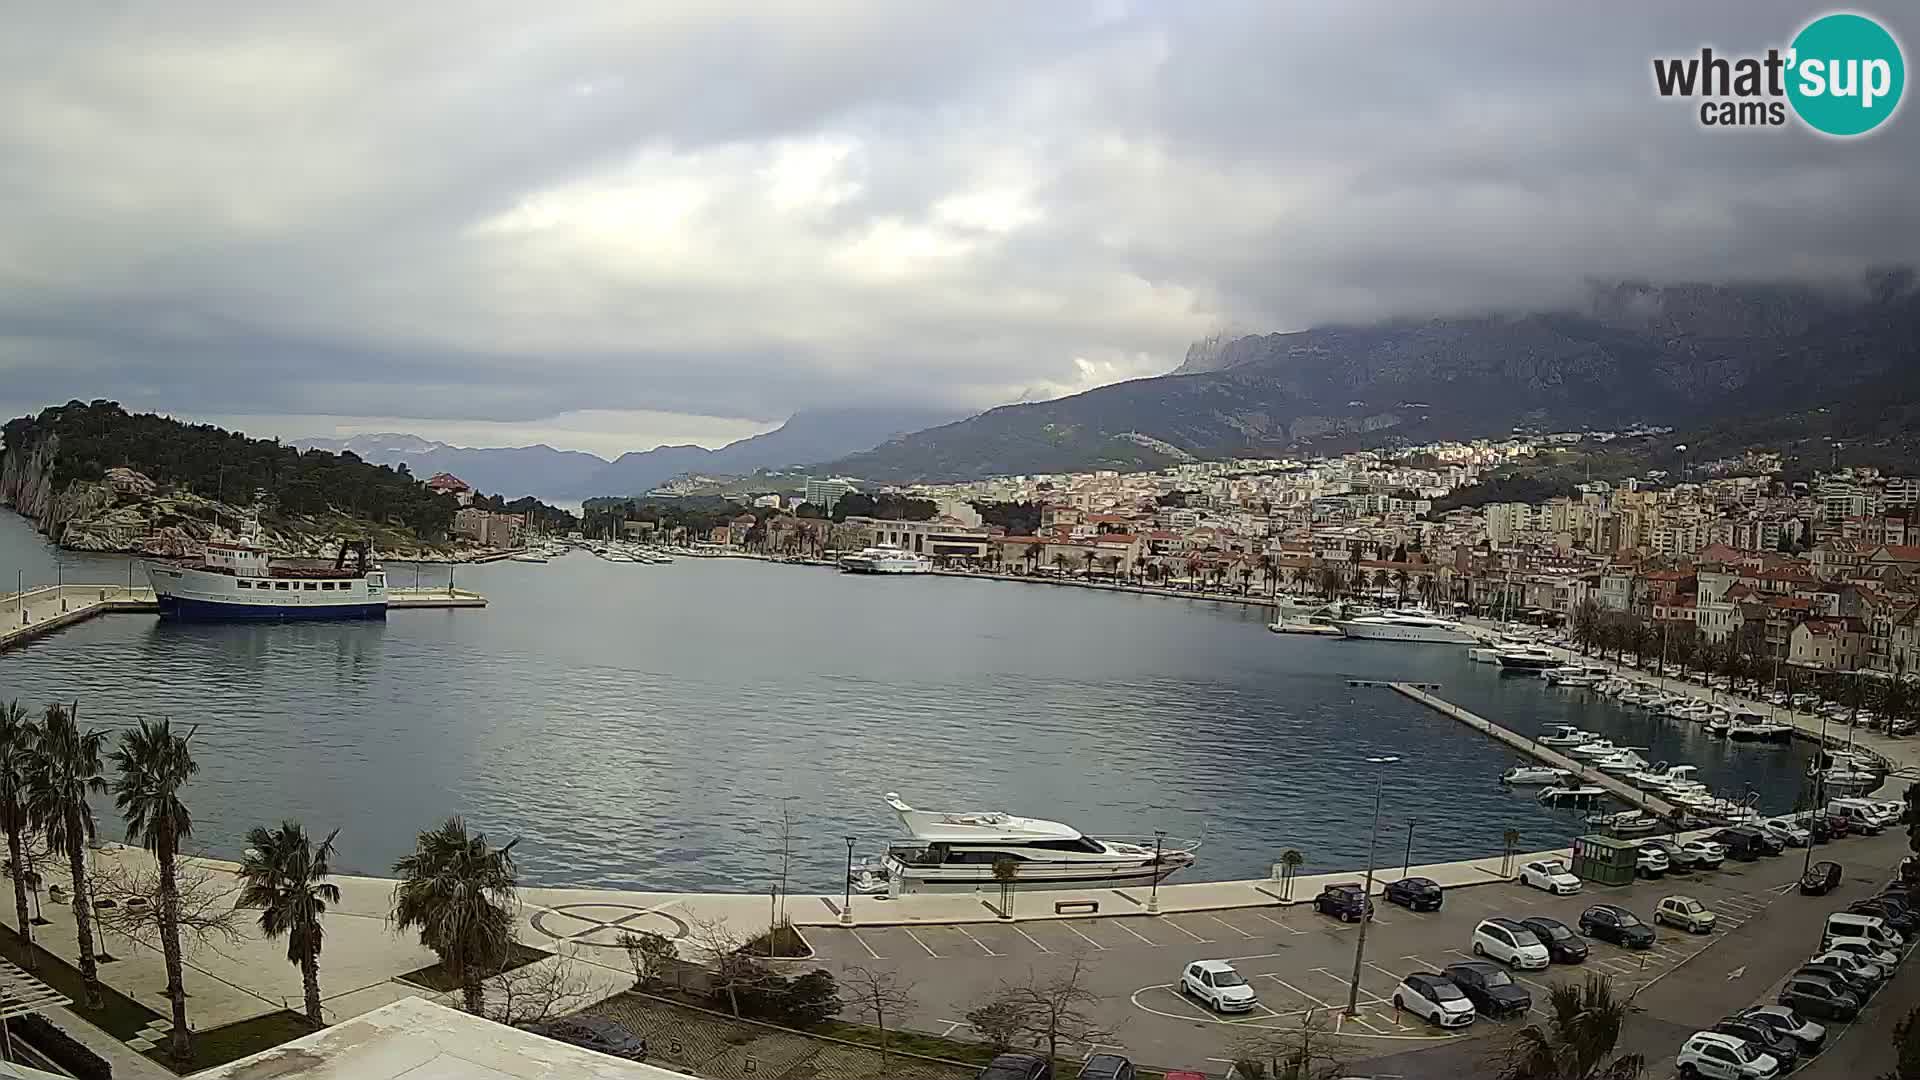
[1828,801,1886,835]
[1824,912,1904,953]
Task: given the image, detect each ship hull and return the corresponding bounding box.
[156,595,387,621]
[1332,621,1477,644]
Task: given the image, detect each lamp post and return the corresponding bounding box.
[842,836,856,927]
[1402,822,1415,877]
[1348,755,1400,1017]
[1149,830,1167,914]
[1804,708,1834,879]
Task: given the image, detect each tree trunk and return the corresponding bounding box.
[301,948,324,1027]
[158,825,192,1061]
[65,806,102,1009]
[462,967,484,1015]
[5,817,33,968]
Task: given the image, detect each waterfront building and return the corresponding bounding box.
[846,515,995,561]
[803,477,856,512]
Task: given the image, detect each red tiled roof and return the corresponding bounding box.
[1876,545,1920,562]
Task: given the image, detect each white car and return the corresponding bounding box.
[1518,859,1581,894]
[1811,949,1886,984]
[1680,839,1727,867]
[1635,847,1670,879]
[1471,918,1551,970]
[1391,972,1475,1028]
[1824,937,1901,970]
[1181,960,1257,1013]
[1761,818,1810,847]
[1677,1031,1782,1079]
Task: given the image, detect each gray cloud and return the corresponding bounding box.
[1,1,1915,452]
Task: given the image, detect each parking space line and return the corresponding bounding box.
[1264,975,1333,1009]
[1060,922,1108,951]
[1161,919,1212,944]
[1445,948,1476,961]
[1345,1014,1387,1035]
[1207,913,1256,939]
[846,928,884,960]
[1366,961,1406,983]
[1112,920,1165,946]
[954,925,1000,956]
[902,927,940,958]
[1010,925,1051,954]
[1250,911,1307,935]
[1517,976,1554,994]
[1312,967,1389,1006]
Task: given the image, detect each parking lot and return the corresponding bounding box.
[803,853,1814,1069]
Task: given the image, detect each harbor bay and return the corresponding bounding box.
[1,509,1814,894]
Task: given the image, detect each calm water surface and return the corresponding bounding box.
[0,510,1812,892]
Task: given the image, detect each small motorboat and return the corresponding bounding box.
[1592,751,1650,777]
[1538,785,1609,806]
[1567,739,1622,759]
[1587,809,1663,837]
[848,858,892,895]
[1501,765,1574,786]
[1539,725,1596,747]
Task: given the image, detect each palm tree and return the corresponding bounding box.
[391,816,520,1014]
[238,822,341,1027]
[1278,848,1304,899]
[1371,567,1392,597]
[1392,568,1411,605]
[25,702,107,1009]
[1051,551,1075,576]
[1257,554,1275,596]
[1290,566,1311,596]
[0,702,37,967]
[111,718,199,1060]
[1495,973,1645,1079]
[1318,566,1344,599]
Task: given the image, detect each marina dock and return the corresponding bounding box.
[1,584,158,652]
[388,587,488,608]
[1388,680,1681,818]
[1,582,485,653]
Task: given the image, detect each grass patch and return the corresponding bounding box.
[144,1010,315,1074]
[398,942,549,992]
[743,921,811,958]
[815,1021,999,1065]
[0,921,162,1040]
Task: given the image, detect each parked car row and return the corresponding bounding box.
[1677,895,1919,1078]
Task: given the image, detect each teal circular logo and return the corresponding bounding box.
[1787,13,1905,136]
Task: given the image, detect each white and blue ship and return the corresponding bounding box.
[146,538,387,621]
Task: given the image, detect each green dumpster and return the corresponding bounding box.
[1571,833,1639,887]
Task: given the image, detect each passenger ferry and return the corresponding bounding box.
[145,538,387,620]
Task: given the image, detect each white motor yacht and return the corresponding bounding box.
[1592,750,1650,777]
[839,545,934,574]
[1496,645,1560,672]
[1703,706,1735,735]
[1469,634,1534,664]
[1537,785,1609,806]
[1501,765,1574,786]
[1331,608,1478,644]
[1567,738,1622,759]
[1587,809,1663,836]
[874,793,1194,894]
[1726,713,1793,744]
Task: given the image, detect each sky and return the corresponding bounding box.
[1,3,1915,458]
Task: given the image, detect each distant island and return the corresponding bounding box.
[0,400,574,557]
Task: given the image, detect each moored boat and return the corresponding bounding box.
[1501,765,1574,786]
[840,544,934,574]
[875,793,1194,895]
[145,537,387,621]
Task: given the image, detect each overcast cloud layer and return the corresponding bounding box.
[1,2,1915,456]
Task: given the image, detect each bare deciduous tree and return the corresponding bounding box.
[1229,1008,1347,1079]
[89,853,241,955]
[616,929,679,990]
[964,995,1026,1053]
[687,915,772,1018]
[842,965,917,1072]
[487,954,597,1026]
[997,951,1114,1068]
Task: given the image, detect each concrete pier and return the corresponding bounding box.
[387,587,488,608]
[1389,680,1681,818]
[0,584,158,652]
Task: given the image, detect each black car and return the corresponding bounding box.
[1710,1018,1801,1071]
[1802,860,1844,895]
[979,1053,1052,1080]
[1640,837,1698,872]
[1384,876,1443,912]
[1076,1054,1134,1080]
[1314,882,1374,922]
[1795,962,1876,999]
[1848,898,1919,935]
[1779,974,1862,1020]
[1806,815,1834,842]
[1579,904,1656,949]
[523,1017,648,1061]
[1711,828,1766,861]
[1519,916,1589,964]
[1441,961,1532,1017]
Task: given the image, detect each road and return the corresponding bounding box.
[796,828,1909,1075]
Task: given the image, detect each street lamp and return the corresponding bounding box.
[1348,755,1400,1017]
[1804,709,1834,879]
[842,836,856,927]
[1149,830,1167,914]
